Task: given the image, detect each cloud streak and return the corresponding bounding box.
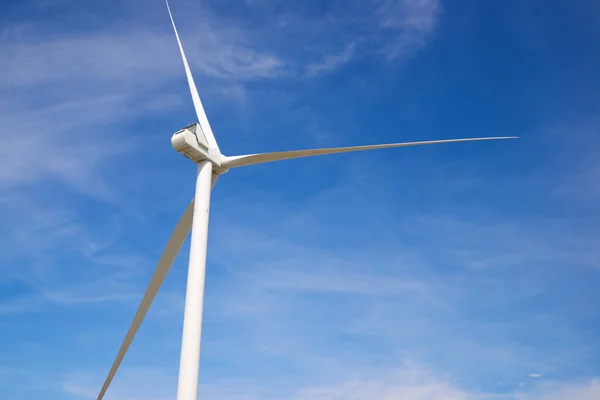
[376,0,442,60]
[58,363,600,400]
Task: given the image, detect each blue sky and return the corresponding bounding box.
[1,0,600,399]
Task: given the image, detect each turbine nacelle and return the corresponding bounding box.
[171,124,228,175]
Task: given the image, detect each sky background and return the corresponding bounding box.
[1,0,600,399]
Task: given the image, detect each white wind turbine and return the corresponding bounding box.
[95,2,517,400]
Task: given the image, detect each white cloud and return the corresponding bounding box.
[59,364,600,400]
[0,189,154,316]
[525,379,600,400]
[0,0,444,192]
[0,94,142,198]
[194,164,600,388]
[305,44,355,77]
[238,0,441,65]
[0,27,285,91]
[0,5,348,195]
[61,364,479,400]
[376,0,442,59]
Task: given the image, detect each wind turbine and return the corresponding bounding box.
[95,2,517,400]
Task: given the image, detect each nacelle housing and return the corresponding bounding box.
[171,124,225,173]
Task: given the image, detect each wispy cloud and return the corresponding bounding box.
[0,24,285,90]
[305,44,355,77]
[196,159,600,390]
[0,190,153,316]
[375,0,442,60]
[0,0,443,194]
[58,363,600,400]
[526,379,600,400]
[0,95,145,199]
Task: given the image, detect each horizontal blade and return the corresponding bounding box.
[166,0,220,153]
[221,136,518,169]
[96,200,195,400]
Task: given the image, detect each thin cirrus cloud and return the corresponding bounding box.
[375,0,442,59]
[0,0,442,90]
[0,0,441,195]
[0,0,446,227]
[57,364,600,400]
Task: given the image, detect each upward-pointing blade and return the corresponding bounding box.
[166,0,220,153]
[96,200,195,400]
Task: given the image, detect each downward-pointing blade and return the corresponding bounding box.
[222,136,518,168]
[96,200,195,400]
[166,1,220,153]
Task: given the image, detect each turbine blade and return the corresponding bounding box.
[96,200,195,400]
[166,1,220,153]
[222,136,518,169]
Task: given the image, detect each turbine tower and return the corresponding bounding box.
[95,2,517,400]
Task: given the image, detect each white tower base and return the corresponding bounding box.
[176,161,213,400]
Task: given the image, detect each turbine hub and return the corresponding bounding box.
[171,123,228,175]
